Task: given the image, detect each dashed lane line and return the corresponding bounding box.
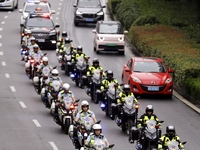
[10,86,16,92]
[49,142,59,150]
[1,21,5,24]
[5,73,10,78]
[0,35,1,38]
[2,61,6,66]
[32,119,42,127]
[0,28,2,31]
[0,51,3,55]
[8,11,11,13]
[4,16,7,19]
[56,12,59,15]
[58,7,61,10]
[59,3,62,5]
[19,101,27,108]
[0,43,2,46]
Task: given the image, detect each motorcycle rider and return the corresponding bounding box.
[57,31,67,49]
[136,105,161,148]
[36,56,53,93]
[21,30,33,46]
[73,100,97,148]
[30,45,43,58]
[85,58,104,94]
[44,69,63,107]
[53,83,76,124]
[158,125,185,150]
[84,124,110,149]
[116,84,138,124]
[27,37,40,56]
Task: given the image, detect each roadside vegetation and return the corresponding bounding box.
[108,0,200,101]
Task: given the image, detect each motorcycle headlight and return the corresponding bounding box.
[97,11,103,15]
[76,10,82,15]
[118,37,124,42]
[165,78,172,83]
[97,36,104,41]
[132,77,142,83]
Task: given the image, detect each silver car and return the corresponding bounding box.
[92,21,128,55]
[0,0,18,11]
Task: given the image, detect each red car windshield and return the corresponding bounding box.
[133,62,166,73]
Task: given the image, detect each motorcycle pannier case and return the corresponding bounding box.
[131,126,139,140]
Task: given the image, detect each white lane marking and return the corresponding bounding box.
[0,35,2,38]
[19,101,27,108]
[0,43,2,46]
[59,3,62,5]
[49,142,59,150]
[0,28,2,31]
[56,12,59,15]
[60,0,63,1]
[0,51,3,55]
[8,11,11,13]
[173,91,200,114]
[32,119,42,127]
[2,61,6,66]
[5,73,10,78]
[58,7,61,10]
[4,16,8,19]
[10,86,16,92]
[1,21,5,24]
[56,17,58,20]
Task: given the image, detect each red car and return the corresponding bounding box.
[122,57,174,98]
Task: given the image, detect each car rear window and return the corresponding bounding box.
[78,0,100,7]
[25,4,49,12]
[133,62,166,73]
[98,24,123,34]
[26,18,54,28]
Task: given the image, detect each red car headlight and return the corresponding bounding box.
[165,78,172,83]
[132,77,142,83]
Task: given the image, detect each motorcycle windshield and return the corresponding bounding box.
[76,56,86,70]
[122,96,136,115]
[64,98,73,110]
[42,67,50,76]
[65,54,71,61]
[65,47,71,55]
[52,80,61,92]
[144,120,157,140]
[33,54,40,62]
[81,116,94,131]
[167,141,179,150]
[92,69,101,84]
[94,139,106,150]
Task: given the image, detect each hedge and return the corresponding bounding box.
[184,78,200,101]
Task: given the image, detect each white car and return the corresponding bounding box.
[0,0,18,11]
[19,0,55,32]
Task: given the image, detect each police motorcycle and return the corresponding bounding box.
[68,117,101,149]
[100,83,121,120]
[166,141,187,150]
[20,45,29,61]
[53,99,80,134]
[84,140,115,150]
[70,56,90,88]
[33,66,57,95]
[64,46,76,76]
[117,96,139,135]
[87,69,104,104]
[25,53,47,79]
[136,120,164,150]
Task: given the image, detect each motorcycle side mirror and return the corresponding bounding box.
[159,121,164,123]
[182,141,187,145]
[75,99,80,103]
[84,144,90,148]
[96,120,101,124]
[53,66,57,69]
[137,119,141,123]
[109,144,115,148]
[120,83,123,86]
[43,53,47,56]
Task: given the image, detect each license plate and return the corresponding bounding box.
[38,39,45,42]
[148,86,159,91]
[107,43,116,46]
[86,18,93,22]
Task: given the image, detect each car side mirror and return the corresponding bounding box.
[51,10,55,14]
[102,5,106,8]
[168,68,174,73]
[19,9,23,13]
[55,24,60,28]
[92,29,96,33]
[124,30,128,34]
[73,4,76,7]
[125,68,131,72]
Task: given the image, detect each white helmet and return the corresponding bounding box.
[27,30,32,34]
[42,56,48,62]
[81,100,89,106]
[93,124,102,130]
[51,69,59,75]
[30,37,36,41]
[63,83,70,90]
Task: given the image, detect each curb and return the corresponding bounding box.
[106,3,200,114]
